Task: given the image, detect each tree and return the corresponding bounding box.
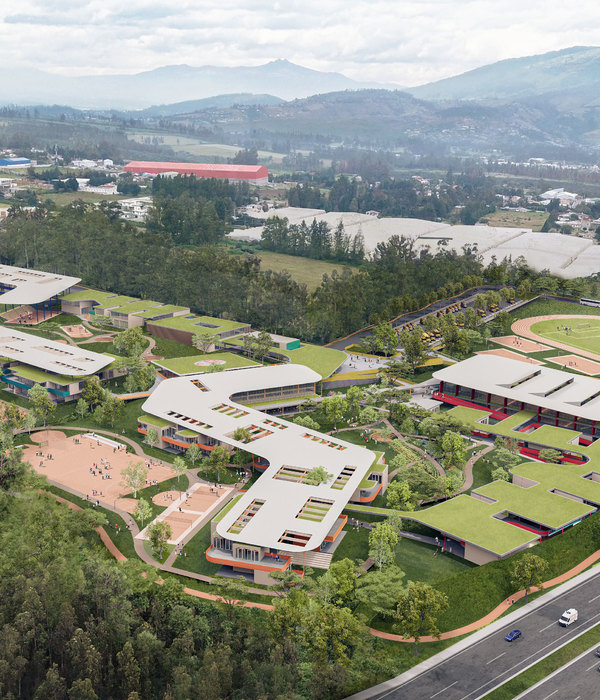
[0,429,29,491]
[345,385,363,421]
[373,322,398,356]
[293,414,321,430]
[252,330,273,362]
[113,327,144,356]
[325,558,356,606]
[441,431,468,469]
[98,392,123,428]
[185,443,202,467]
[382,358,412,382]
[133,498,152,529]
[205,445,230,482]
[359,406,381,424]
[74,398,88,421]
[323,394,347,430]
[400,330,425,372]
[355,565,406,617]
[304,466,332,486]
[368,521,398,569]
[394,582,449,656]
[120,461,146,498]
[491,466,510,482]
[539,448,562,463]
[304,603,364,666]
[171,456,187,492]
[192,328,215,354]
[144,427,159,448]
[386,480,416,511]
[511,553,549,602]
[147,520,172,560]
[81,377,104,411]
[27,383,56,427]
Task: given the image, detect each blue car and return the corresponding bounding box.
[505,629,522,642]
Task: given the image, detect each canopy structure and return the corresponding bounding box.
[0,264,80,305]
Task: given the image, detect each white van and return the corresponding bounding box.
[558,608,578,626]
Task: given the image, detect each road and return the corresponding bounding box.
[516,641,600,700]
[363,569,600,700]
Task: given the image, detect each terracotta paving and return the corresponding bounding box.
[491,335,550,353]
[547,354,600,376]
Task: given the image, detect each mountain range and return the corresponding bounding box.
[0,60,394,110]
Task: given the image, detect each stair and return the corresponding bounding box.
[290,550,333,570]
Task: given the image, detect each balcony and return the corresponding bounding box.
[206,546,291,573]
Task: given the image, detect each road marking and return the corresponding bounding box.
[542,690,559,700]
[585,662,597,672]
[486,652,506,665]
[430,681,457,698]
[588,594,600,603]
[538,621,557,632]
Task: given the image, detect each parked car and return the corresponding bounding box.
[595,648,600,658]
[505,629,522,642]
[558,609,578,626]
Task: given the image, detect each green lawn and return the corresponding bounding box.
[172,521,221,577]
[282,343,347,379]
[41,191,125,206]
[154,352,258,375]
[252,250,356,292]
[530,317,600,355]
[510,298,600,321]
[150,336,206,359]
[480,210,549,231]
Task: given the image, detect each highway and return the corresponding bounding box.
[516,640,600,699]
[362,569,600,700]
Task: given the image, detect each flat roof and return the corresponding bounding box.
[142,364,376,553]
[0,326,112,376]
[0,264,80,305]
[146,314,249,335]
[434,355,600,421]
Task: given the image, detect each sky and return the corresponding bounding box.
[2,0,600,86]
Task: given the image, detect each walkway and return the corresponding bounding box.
[457,444,494,494]
[512,314,600,362]
[42,485,600,640]
[370,547,600,643]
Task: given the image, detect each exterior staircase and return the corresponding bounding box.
[290,550,333,570]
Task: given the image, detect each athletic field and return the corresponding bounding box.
[529,318,600,356]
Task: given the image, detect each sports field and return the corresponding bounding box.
[529,318,600,355]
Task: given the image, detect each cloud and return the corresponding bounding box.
[0,0,599,85]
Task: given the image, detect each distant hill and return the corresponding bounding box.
[409,46,600,108]
[0,60,396,110]
[166,88,588,153]
[136,93,285,118]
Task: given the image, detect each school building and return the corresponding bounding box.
[141,364,388,583]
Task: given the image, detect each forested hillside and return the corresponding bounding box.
[0,202,487,342]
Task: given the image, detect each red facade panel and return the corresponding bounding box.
[124,161,268,181]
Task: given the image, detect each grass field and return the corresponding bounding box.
[154,352,258,375]
[40,191,126,207]
[480,210,549,231]
[530,317,600,355]
[253,250,356,291]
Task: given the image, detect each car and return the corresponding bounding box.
[595,648,600,658]
[505,629,522,642]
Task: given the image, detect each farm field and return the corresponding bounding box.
[480,210,549,231]
[253,249,356,291]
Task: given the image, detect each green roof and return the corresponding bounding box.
[132,305,189,319]
[147,314,248,335]
[59,287,116,303]
[138,414,173,428]
[474,479,593,529]
[94,296,138,311]
[226,338,346,379]
[105,300,164,314]
[7,364,78,385]
[212,494,244,523]
[152,352,258,375]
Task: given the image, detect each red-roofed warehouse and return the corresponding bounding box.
[124,161,269,184]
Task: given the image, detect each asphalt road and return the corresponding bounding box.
[367,570,600,700]
[517,641,600,700]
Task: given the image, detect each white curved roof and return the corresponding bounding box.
[0,264,80,304]
[0,326,112,376]
[142,364,376,552]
